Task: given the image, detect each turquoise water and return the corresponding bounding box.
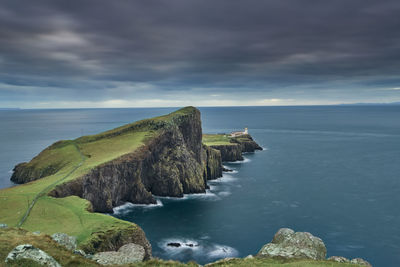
[1,106,399,266]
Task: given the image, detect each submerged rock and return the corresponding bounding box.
[92,243,145,265]
[5,244,61,267]
[257,228,327,260]
[167,242,181,247]
[51,232,77,251]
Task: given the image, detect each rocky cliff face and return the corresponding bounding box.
[209,144,243,162]
[203,145,223,180]
[49,107,223,213]
[210,134,263,162]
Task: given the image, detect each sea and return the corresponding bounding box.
[0,106,399,266]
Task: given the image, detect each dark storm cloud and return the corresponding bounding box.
[0,0,400,106]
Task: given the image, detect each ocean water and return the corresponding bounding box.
[1,106,399,267]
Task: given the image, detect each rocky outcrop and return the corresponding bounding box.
[51,233,77,251]
[79,223,151,259]
[210,134,262,162]
[257,228,327,260]
[5,244,61,267]
[231,134,263,152]
[257,228,372,266]
[92,243,145,265]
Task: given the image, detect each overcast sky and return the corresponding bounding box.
[1,0,400,108]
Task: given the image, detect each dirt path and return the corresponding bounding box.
[17,144,86,227]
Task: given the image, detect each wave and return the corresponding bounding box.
[158,237,238,261]
[8,170,13,174]
[208,174,237,183]
[207,244,239,259]
[112,199,163,214]
[226,156,251,164]
[156,190,220,201]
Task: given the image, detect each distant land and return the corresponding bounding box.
[0,108,21,110]
[339,102,400,106]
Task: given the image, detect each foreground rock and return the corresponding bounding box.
[5,244,61,267]
[328,256,351,263]
[351,258,373,266]
[51,232,77,251]
[257,228,327,260]
[92,243,145,265]
[328,256,372,266]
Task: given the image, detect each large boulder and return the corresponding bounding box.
[5,244,61,267]
[92,243,145,265]
[51,232,77,251]
[257,228,327,260]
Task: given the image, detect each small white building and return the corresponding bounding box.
[230,128,248,137]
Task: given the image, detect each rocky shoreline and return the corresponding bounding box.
[1,226,372,266]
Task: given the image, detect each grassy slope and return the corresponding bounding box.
[202,134,235,146]
[0,107,198,249]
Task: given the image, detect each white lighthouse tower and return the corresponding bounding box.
[244,127,248,134]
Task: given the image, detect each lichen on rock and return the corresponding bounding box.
[257,228,327,260]
[92,243,145,265]
[51,232,77,251]
[5,244,61,267]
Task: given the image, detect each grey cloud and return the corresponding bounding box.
[0,0,400,106]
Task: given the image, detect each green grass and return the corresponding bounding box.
[0,112,162,250]
[0,107,201,252]
[202,134,234,146]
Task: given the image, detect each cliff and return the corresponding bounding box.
[10,107,225,213]
[203,134,263,162]
[46,107,225,212]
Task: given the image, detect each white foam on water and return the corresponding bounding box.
[159,238,202,255]
[113,199,163,214]
[157,190,220,201]
[8,170,13,174]
[208,185,219,191]
[207,244,239,259]
[159,238,238,261]
[227,156,251,164]
[211,173,237,183]
[218,191,231,197]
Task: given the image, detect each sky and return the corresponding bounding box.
[0,0,400,108]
